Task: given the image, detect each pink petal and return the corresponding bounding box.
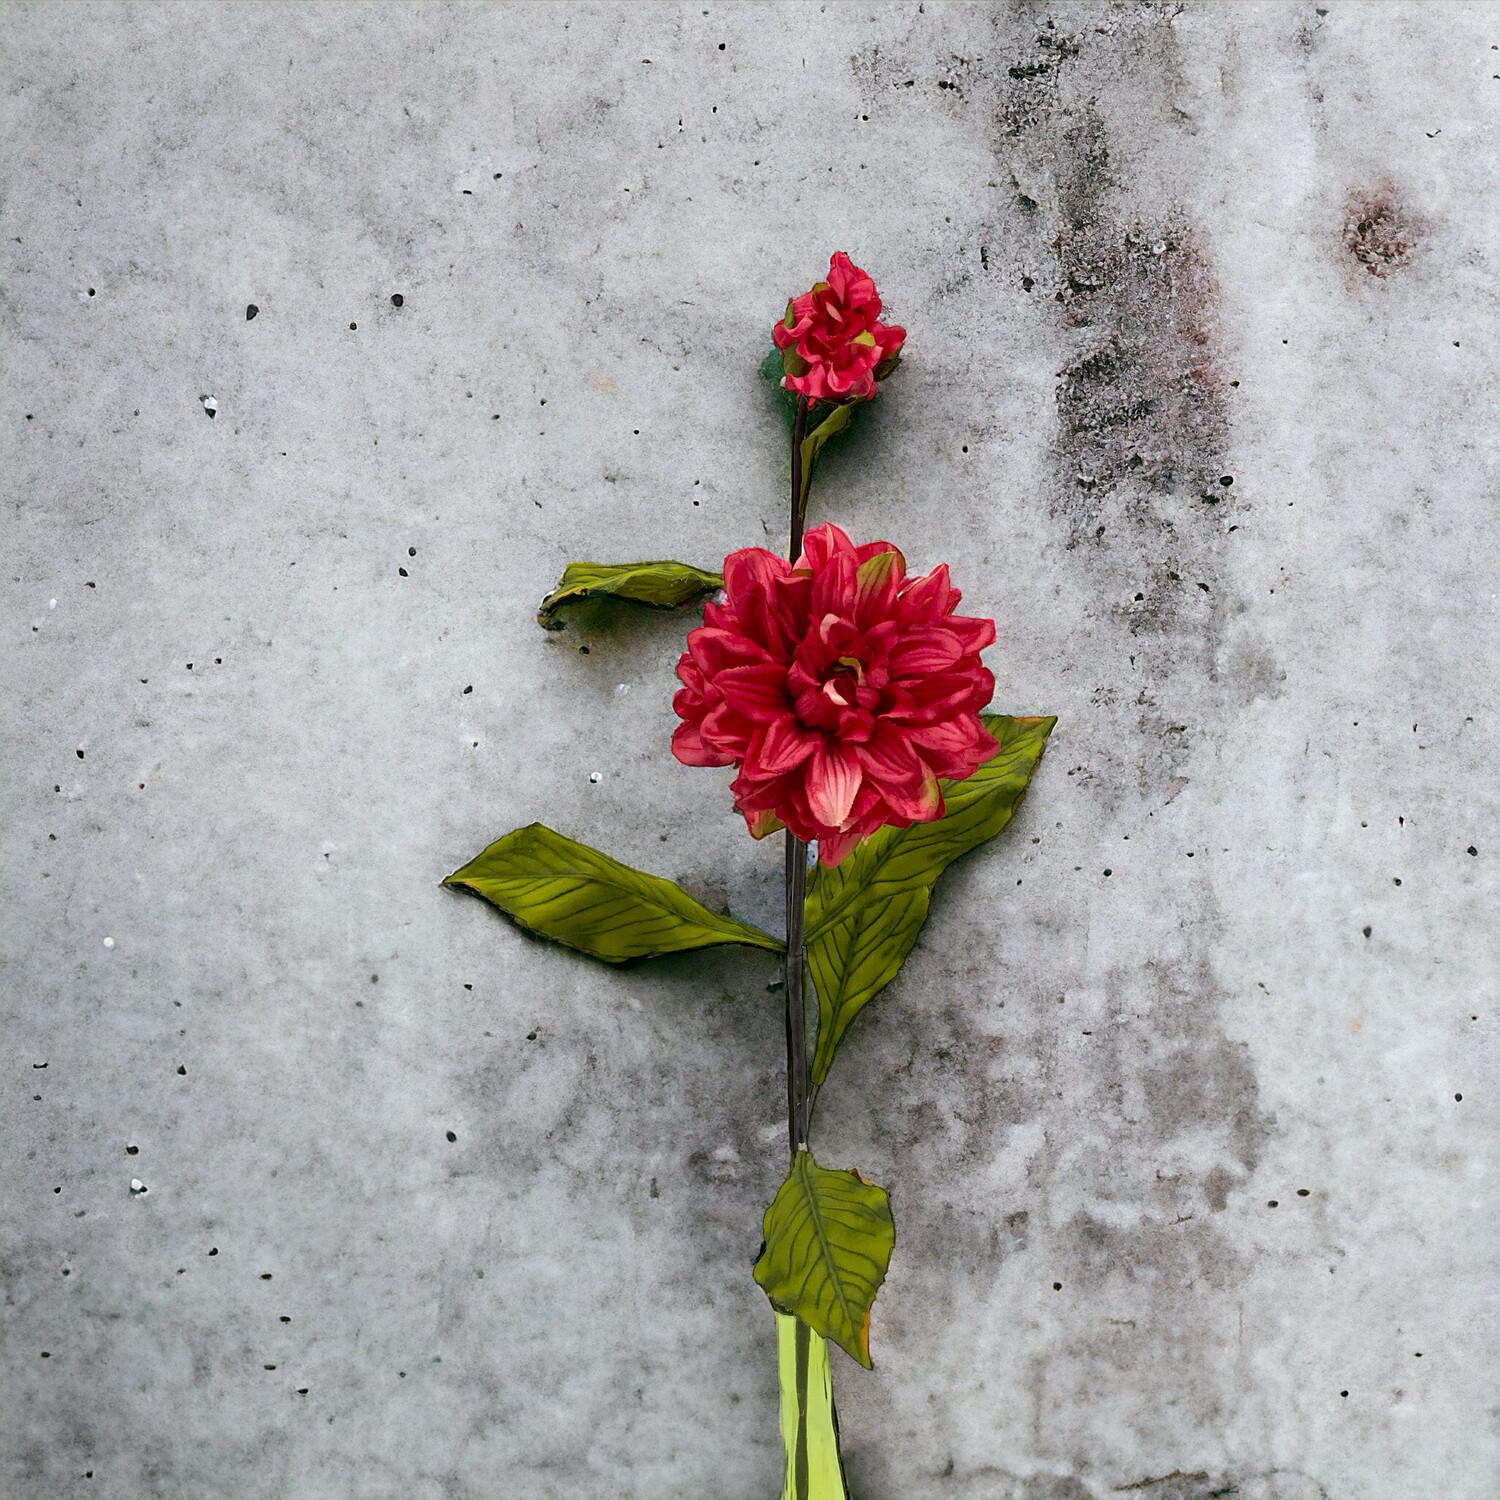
[690,626,772,676]
[944,613,996,654]
[715,663,790,722]
[753,716,819,776]
[852,547,904,627]
[806,739,863,829]
[897,564,958,623]
[879,760,943,821]
[672,722,736,768]
[887,628,964,677]
[855,722,923,784]
[817,825,864,868]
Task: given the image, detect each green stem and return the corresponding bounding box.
[774,394,847,1500]
[775,1311,849,1500]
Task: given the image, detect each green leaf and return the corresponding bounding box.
[753,1149,896,1370]
[536,560,723,631]
[444,823,783,962]
[804,714,1056,1084]
[797,403,854,513]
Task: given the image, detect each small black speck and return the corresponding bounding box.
[246,304,258,320]
[1267,1199,1278,1208]
[718,41,725,49]
[264,1364,277,1371]
[370,973,378,983]
[399,1370,406,1378]
[1022,276,1034,291]
[1197,582,1210,593]
[76,749,84,759]
[633,428,640,435]
[297,1386,308,1395]
[88,288,95,296]
[261,1272,272,1280]
[349,322,357,330]
[391,294,404,307]
[446,1130,457,1142]
[1362,926,1372,938]
[209,1248,218,1256]
[1052,1282,1062,1291]
[1454,1093,1462,1101]
[399,567,408,576]
[527,1030,538,1041]
[41,1351,50,1357]
[1219,475,1233,486]
[463,685,472,694]
[86,580,95,588]
[408,547,416,557]
[1393,877,1402,886]
[177,1065,186,1075]
[62,1267,70,1275]
[1340,1390,1348,1398]
[125,1145,138,1155]
[579,645,590,655]
[187,662,193,669]
[1467,846,1478,856]
[1297,1188,1310,1197]
[1134,592,1144,601]
[26,414,33,420]
[1103,869,1112,877]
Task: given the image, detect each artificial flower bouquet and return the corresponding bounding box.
[445,254,1054,1499]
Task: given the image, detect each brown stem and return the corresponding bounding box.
[789,395,810,561]
[784,392,812,1159]
[784,833,809,1155]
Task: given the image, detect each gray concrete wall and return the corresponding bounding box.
[4,3,1497,1497]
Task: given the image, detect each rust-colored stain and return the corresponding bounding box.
[1344,182,1420,278]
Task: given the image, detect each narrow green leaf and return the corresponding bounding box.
[804,714,1056,1084]
[797,402,854,512]
[754,1150,895,1370]
[536,560,723,631]
[444,823,783,962]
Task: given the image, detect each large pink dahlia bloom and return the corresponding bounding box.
[772,252,906,404]
[672,524,998,867]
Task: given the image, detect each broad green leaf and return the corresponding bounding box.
[444,823,783,962]
[804,714,1056,1084]
[536,560,722,631]
[753,1149,896,1369]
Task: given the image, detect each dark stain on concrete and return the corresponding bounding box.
[1343,180,1421,279]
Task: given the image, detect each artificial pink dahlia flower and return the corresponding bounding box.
[772,251,906,404]
[671,524,998,867]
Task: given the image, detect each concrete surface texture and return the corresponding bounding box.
[3,2,1497,1497]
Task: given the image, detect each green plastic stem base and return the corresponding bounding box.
[775,1311,850,1500]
